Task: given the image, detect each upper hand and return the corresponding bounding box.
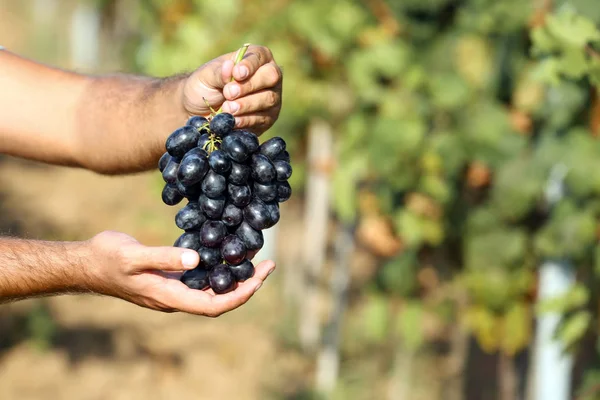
[82,231,275,317]
[182,45,283,135]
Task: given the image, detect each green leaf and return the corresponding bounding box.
[545,8,600,48]
[378,251,418,296]
[331,155,367,223]
[397,301,425,350]
[557,310,591,349]
[501,302,532,356]
[537,284,590,314]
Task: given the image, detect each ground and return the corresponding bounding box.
[0,156,308,400]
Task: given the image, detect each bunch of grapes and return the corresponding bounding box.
[158,112,292,294]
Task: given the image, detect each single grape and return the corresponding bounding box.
[235,221,264,251]
[232,130,259,153]
[221,202,243,228]
[162,184,184,206]
[162,158,180,184]
[220,235,247,266]
[180,268,210,290]
[222,135,250,162]
[253,181,277,202]
[175,202,206,230]
[174,231,201,251]
[176,180,202,200]
[246,249,259,260]
[186,115,209,132]
[209,113,236,137]
[208,265,235,294]
[177,153,209,187]
[259,137,286,160]
[166,126,200,158]
[158,152,171,172]
[265,201,280,227]
[228,184,252,208]
[277,181,292,203]
[244,198,276,230]
[208,150,232,175]
[198,246,223,269]
[197,133,210,149]
[184,147,209,159]
[199,194,225,219]
[274,150,290,163]
[273,160,292,181]
[199,220,227,248]
[229,259,255,282]
[250,154,276,184]
[201,170,227,198]
[229,162,251,185]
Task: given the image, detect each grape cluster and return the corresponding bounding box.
[158,113,292,294]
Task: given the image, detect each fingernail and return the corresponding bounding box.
[181,251,198,269]
[227,85,240,99]
[238,66,249,80]
[253,282,263,293]
[225,101,240,114]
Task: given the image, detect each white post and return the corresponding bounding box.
[70,2,101,71]
[533,164,574,400]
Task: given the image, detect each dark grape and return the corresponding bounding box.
[201,170,227,198]
[228,184,252,208]
[277,181,292,203]
[250,154,276,184]
[162,158,180,184]
[221,202,243,228]
[166,126,200,158]
[232,130,259,153]
[208,150,232,174]
[229,162,251,185]
[246,249,259,260]
[197,133,210,149]
[265,201,280,227]
[243,199,272,230]
[162,184,184,206]
[177,153,209,187]
[180,268,210,290]
[198,246,223,269]
[253,182,277,202]
[199,220,227,248]
[184,147,208,159]
[199,194,225,219]
[209,113,236,137]
[220,235,247,265]
[229,259,255,282]
[175,202,206,230]
[222,135,250,162]
[174,231,201,251]
[186,115,209,131]
[158,152,171,172]
[274,150,290,163]
[176,180,202,199]
[273,160,292,181]
[259,137,286,160]
[235,221,264,251]
[208,265,235,294]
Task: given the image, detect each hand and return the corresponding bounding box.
[182,45,283,135]
[82,231,275,317]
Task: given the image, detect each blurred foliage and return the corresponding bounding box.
[92,0,600,396]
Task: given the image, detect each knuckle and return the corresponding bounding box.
[267,90,278,107]
[265,64,281,86]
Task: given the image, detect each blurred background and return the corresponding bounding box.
[2,0,600,399]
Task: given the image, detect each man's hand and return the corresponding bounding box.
[84,231,275,317]
[182,45,283,135]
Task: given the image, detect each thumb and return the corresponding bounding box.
[128,246,199,272]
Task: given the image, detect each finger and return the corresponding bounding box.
[224,62,282,100]
[232,46,275,82]
[221,59,234,84]
[233,111,279,134]
[127,246,199,273]
[222,89,280,116]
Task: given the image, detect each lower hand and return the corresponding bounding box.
[182,45,283,135]
[81,231,275,317]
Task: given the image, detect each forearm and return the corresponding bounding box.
[0,237,90,303]
[0,50,189,174]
